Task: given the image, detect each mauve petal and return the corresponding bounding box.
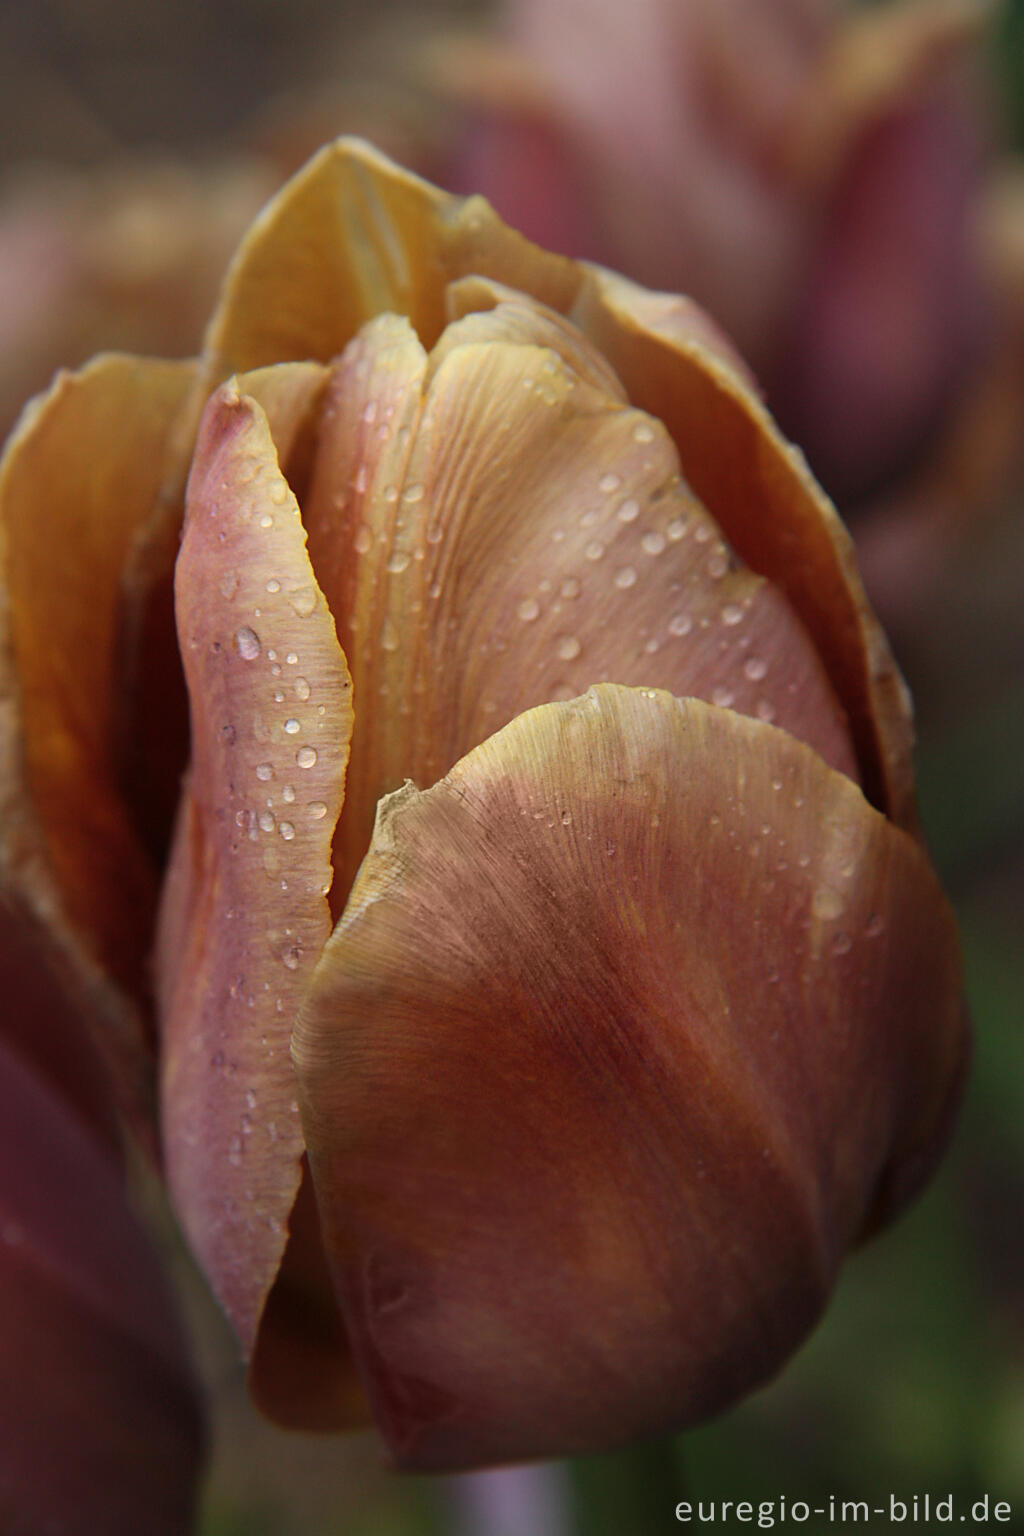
[571,266,917,827]
[118,359,332,865]
[0,1037,203,1535]
[294,685,965,1470]
[0,353,196,1129]
[302,296,856,901]
[203,137,579,376]
[157,383,353,1351]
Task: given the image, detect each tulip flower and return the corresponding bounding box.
[0,139,966,1472]
[436,0,991,505]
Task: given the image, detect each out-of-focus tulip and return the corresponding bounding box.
[0,140,966,1471]
[436,0,992,505]
[0,912,204,1534]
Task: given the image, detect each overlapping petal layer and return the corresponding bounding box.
[302,292,857,901]
[158,382,353,1349]
[294,685,965,1470]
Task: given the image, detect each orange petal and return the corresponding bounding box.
[294,685,965,1470]
[203,137,580,377]
[302,296,857,902]
[0,353,196,1127]
[571,264,917,828]
[157,382,353,1351]
[0,1036,202,1535]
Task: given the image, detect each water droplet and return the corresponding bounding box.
[614,565,637,589]
[308,801,328,820]
[281,945,302,970]
[353,524,374,554]
[864,914,886,939]
[220,571,239,599]
[273,689,285,703]
[387,551,411,574]
[296,746,317,769]
[813,887,844,922]
[599,472,621,493]
[721,603,744,626]
[381,617,400,652]
[744,656,768,682]
[281,784,296,804]
[632,421,655,443]
[259,514,274,529]
[279,821,296,841]
[756,699,777,723]
[284,718,300,735]
[289,587,316,618]
[293,677,311,701]
[641,531,666,556]
[711,686,735,708]
[402,482,425,504]
[258,810,276,832]
[354,464,369,494]
[266,577,281,594]
[560,810,573,827]
[560,577,581,599]
[361,400,378,424]
[668,613,692,636]
[556,635,581,661]
[584,541,605,561]
[694,523,712,544]
[235,626,260,660]
[517,598,541,622]
[382,484,399,504]
[666,516,689,541]
[644,637,660,654]
[616,498,640,523]
[707,552,729,579]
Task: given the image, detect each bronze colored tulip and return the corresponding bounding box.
[0,139,966,1471]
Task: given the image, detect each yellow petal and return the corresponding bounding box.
[157,383,353,1350]
[203,137,580,377]
[294,685,965,1470]
[571,264,917,827]
[0,353,196,1125]
[302,295,857,903]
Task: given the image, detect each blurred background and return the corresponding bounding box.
[1,0,1021,1530]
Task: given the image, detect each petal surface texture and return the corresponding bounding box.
[0,1037,203,1536]
[158,383,353,1349]
[294,686,965,1471]
[302,296,857,901]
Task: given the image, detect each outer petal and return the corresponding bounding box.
[294,685,966,1471]
[157,384,353,1351]
[0,353,197,1126]
[202,136,580,375]
[303,298,857,902]
[571,267,917,826]
[0,1037,203,1535]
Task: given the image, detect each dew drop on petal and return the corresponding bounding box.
[289,587,317,618]
[641,531,666,556]
[381,617,400,652]
[281,784,296,804]
[296,746,317,769]
[307,801,328,820]
[255,763,273,781]
[598,472,621,493]
[668,613,692,637]
[584,541,605,561]
[293,677,311,701]
[614,566,637,589]
[234,626,260,660]
[744,656,768,682]
[616,498,640,524]
[721,603,744,626]
[517,598,541,622]
[279,821,296,841]
[560,577,581,599]
[354,524,374,555]
[283,718,301,735]
[556,635,582,661]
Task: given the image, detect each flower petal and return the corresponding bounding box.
[203,137,580,377]
[0,1036,203,1535]
[118,360,331,864]
[571,265,917,827]
[0,353,196,1124]
[294,685,965,1471]
[157,383,353,1350]
[302,296,857,902]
